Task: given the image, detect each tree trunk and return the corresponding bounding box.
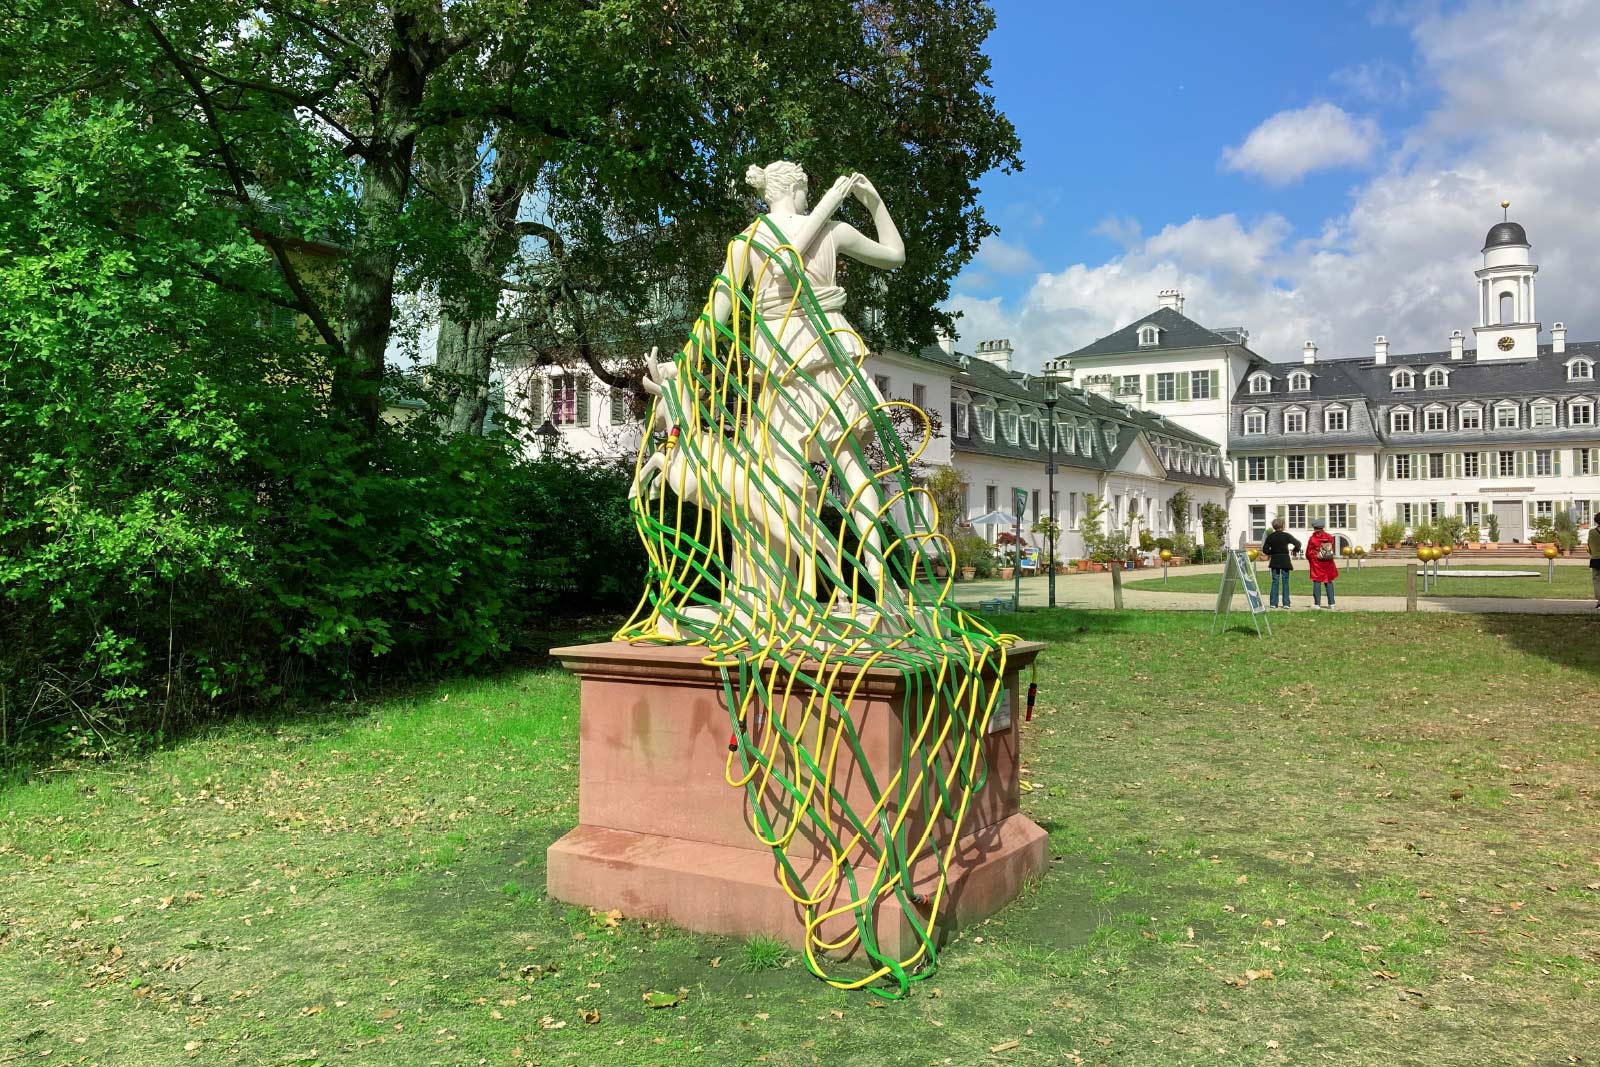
[434,313,496,435]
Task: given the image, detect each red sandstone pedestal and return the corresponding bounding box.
[545,640,1047,957]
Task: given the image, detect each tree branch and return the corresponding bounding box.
[118,0,343,357]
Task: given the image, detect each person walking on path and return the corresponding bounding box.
[1306,519,1339,609]
[1589,522,1600,609]
[1260,518,1302,609]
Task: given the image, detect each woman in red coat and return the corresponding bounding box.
[1306,519,1338,609]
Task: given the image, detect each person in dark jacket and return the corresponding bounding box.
[1260,517,1302,609]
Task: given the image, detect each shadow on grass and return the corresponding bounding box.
[0,614,623,787]
[1475,612,1600,678]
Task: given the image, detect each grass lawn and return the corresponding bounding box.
[1130,563,1599,600]
[4,610,1599,1066]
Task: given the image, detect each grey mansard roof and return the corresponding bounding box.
[1230,341,1600,450]
[1061,306,1271,362]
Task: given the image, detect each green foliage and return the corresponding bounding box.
[737,935,793,973]
[1168,488,1193,536]
[1198,502,1228,562]
[1379,519,1407,546]
[1465,523,1482,544]
[1553,510,1580,552]
[1530,515,1555,543]
[951,534,993,577]
[927,466,969,539]
[1138,529,1157,552]
[1411,518,1436,545]
[1080,494,1129,563]
[1435,514,1466,546]
[1487,513,1501,542]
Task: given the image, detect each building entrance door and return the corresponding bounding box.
[1492,499,1525,542]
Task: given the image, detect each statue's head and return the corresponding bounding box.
[745,161,808,211]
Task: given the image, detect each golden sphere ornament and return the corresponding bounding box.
[1543,544,1559,560]
[1159,548,1173,562]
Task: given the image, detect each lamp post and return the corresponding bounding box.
[534,418,560,458]
[1042,372,1060,608]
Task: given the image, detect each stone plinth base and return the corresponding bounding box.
[545,639,1047,957]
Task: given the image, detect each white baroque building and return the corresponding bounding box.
[1048,214,1600,549]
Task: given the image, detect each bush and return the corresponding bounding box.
[1553,509,1580,553]
[1378,519,1407,546]
[951,534,992,576]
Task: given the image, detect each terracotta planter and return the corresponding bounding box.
[959,566,976,580]
[1075,561,1090,573]
[998,567,1014,580]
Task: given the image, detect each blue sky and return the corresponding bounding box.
[945,0,1600,368]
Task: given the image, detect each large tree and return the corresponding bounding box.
[29,0,1018,436]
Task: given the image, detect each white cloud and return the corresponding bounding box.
[974,235,1039,275]
[1221,103,1381,185]
[947,0,1600,376]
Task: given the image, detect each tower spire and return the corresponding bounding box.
[1501,199,1510,221]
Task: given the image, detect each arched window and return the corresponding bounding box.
[1569,359,1594,381]
[1392,369,1415,390]
[1137,324,1159,347]
[1425,368,1448,388]
[1248,374,1271,394]
[1288,372,1310,392]
[1499,291,1515,325]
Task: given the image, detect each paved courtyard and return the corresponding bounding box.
[958,558,1599,615]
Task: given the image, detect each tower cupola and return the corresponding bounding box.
[1472,201,1539,361]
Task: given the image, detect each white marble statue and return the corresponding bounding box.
[714,162,907,596]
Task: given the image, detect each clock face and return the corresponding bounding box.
[1498,335,1515,352]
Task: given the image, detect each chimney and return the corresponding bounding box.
[1450,329,1464,360]
[976,338,1014,372]
[1553,322,1566,354]
[1156,289,1185,314]
[1373,335,1389,365]
[1302,340,1317,365]
[936,329,955,356]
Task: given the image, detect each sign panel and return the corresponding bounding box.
[1213,549,1271,637]
[1012,488,1028,523]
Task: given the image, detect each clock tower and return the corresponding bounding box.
[1471,204,1540,361]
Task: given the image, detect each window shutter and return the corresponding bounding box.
[1235,457,1245,482]
[1515,451,1525,478]
[1311,504,1327,525]
[576,377,592,425]
[1348,454,1358,479]
[1146,374,1156,399]
[1314,454,1327,480]
[1527,501,1536,527]
[1275,504,1287,522]
[1210,369,1220,397]
[1386,455,1395,479]
[1554,451,1562,476]
[1177,373,1190,401]
[1277,455,1288,482]
[1415,453,1426,480]
[528,374,544,420]
[1482,451,1493,479]
[610,388,627,425]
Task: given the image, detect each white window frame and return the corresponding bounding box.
[1568,358,1594,382]
[1248,373,1272,395]
[1190,370,1212,401]
[1425,367,1448,389]
[1137,324,1160,347]
[1534,449,1554,477]
[1284,407,1306,434]
[1245,457,1268,482]
[1391,369,1415,391]
[1394,454,1413,479]
[1462,452,1481,479]
[1494,403,1519,429]
[1570,399,1594,427]
[1324,405,1347,432]
[552,375,579,425]
[1390,407,1413,434]
[1155,372,1177,402]
[1531,402,1556,428]
[1498,450,1516,477]
[1287,503,1307,528]
[977,404,996,442]
[954,401,970,437]
[1424,405,1447,432]
[1286,454,1307,480]
[1288,372,1311,392]
[1458,404,1482,431]
[1327,453,1348,479]
[1243,408,1266,435]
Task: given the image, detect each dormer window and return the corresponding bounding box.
[1137,324,1160,347]
[976,404,996,441]
[1425,367,1449,389]
[1061,421,1077,454]
[1389,407,1413,433]
[1243,408,1266,435]
[1493,402,1519,430]
[999,404,1019,444]
[1248,373,1271,395]
[1323,405,1347,432]
[1570,398,1594,426]
[1530,400,1555,428]
[1077,427,1094,456]
[1458,403,1482,431]
[1424,405,1447,432]
[1102,424,1119,451]
[1569,358,1594,382]
[1287,372,1311,392]
[1023,416,1038,447]
[1284,407,1306,434]
[1391,369,1415,390]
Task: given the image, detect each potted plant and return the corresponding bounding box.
[1378,518,1406,550]
[1486,512,1500,547]
[1464,523,1482,548]
[952,533,990,580]
[1554,509,1579,556]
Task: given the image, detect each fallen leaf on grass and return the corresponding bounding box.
[580,1009,600,1024]
[989,1040,1020,1053]
[539,1016,566,1030]
[708,956,721,969]
[1266,1039,1281,1050]
[1373,970,1398,981]
[642,990,683,1009]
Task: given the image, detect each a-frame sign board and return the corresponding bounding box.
[1212,548,1272,637]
